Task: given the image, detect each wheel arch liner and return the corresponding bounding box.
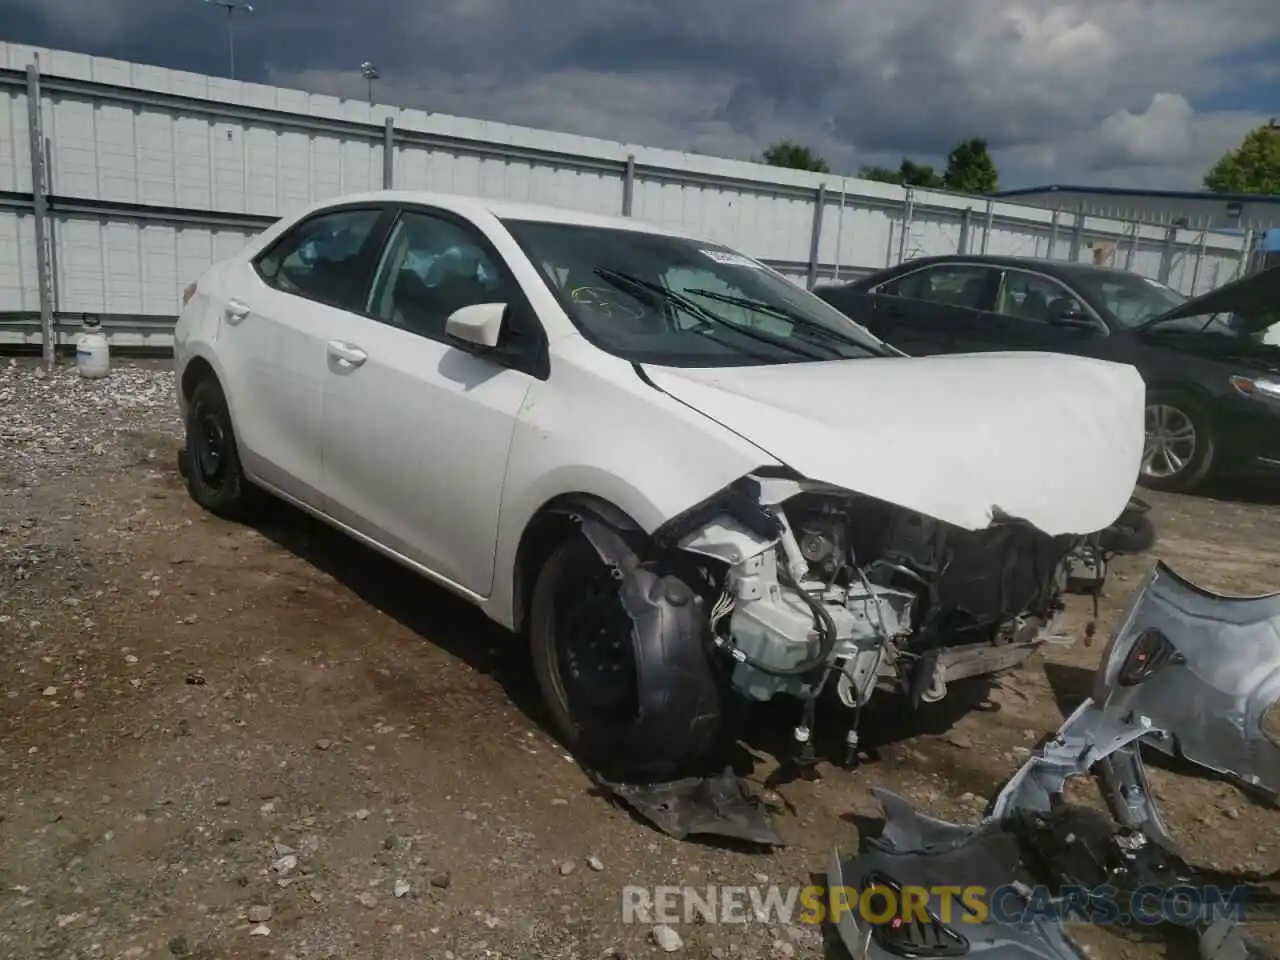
[569,514,722,780]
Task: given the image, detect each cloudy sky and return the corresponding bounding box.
[5,0,1278,189]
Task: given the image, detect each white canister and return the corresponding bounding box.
[75,315,110,379]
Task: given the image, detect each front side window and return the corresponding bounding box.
[502,219,889,367]
[1073,272,1187,328]
[883,264,994,310]
[367,211,512,341]
[994,270,1076,323]
[255,208,383,312]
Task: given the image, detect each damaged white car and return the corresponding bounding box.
[173,191,1146,781]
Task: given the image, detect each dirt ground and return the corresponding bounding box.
[2,357,1277,960]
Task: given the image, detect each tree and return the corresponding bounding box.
[857,142,996,191]
[855,159,944,187]
[899,159,945,189]
[944,136,999,193]
[761,140,830,173]
[857,165,902,184]
[1204,120,1280,194]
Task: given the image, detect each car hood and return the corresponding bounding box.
[642,352,1145,537]
[1139,264,1280,334]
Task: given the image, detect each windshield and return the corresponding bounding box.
[502,219,890,366]
[1072,271,1243,335]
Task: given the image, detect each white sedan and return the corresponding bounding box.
[174,191,1145,781]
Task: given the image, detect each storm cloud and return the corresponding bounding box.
[5,0,1279,187]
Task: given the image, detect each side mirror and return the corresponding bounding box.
[1047,299,1095,329]
[445,302,507,349]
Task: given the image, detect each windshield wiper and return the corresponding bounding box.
[592,267,828,362]
[685,288,879,352]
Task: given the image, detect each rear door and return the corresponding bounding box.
[860,262,1002,354]
[215,205,392,507]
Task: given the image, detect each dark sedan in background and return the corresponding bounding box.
[816,255,1280,493]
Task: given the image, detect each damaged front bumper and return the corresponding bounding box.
[828,560,1280,960]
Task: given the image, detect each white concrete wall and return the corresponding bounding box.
[0,41,1250,347]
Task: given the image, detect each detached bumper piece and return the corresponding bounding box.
[1095,561,1280,797]
[829,560,1280,960]
[591,768,784,847]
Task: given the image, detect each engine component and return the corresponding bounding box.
[675,473,1077,718]
[724,550,915,702]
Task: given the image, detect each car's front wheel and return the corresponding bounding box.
[184,376,264,521]
[1139,392,1214,493]
[529,535,724,782]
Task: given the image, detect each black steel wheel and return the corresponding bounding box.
[184,376,263,520]
[529,534,723,781]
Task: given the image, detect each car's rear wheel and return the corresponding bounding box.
[1139,392,1214,493]
[184,376,264,521]
[529,535,723,782]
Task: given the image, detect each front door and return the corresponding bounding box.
[319,207,540,596]
[984,268,1112,357]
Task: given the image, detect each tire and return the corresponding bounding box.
[1098,504,1157,554]
[184,376,264,521]
[1138,391,1215,493]
[529,535,724,782]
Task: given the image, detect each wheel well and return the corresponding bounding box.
[511,494,643,634]
[181,356,217,401]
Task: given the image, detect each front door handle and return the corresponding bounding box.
[225,299,250,324]
[327,339,367,368]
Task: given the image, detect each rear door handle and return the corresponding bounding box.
[225,299,250,324]
[327,339,367,368]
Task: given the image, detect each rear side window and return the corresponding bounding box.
[883,264,995,310]
[255,208,384,313]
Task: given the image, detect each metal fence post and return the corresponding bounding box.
[1046,209,1061,259]
[1067,208,1085,263]
[806,183,826,289]
[832,178,845,281]
[26,61,55,368]
[1157,224,1177,283]
[382,117,395,189]
[895,188,914,265]
[44,135,61,321]
[622,155,636,216]
[979,199,994,255]
[1237,228,1255,278]
[1189,230,1208,294]
[957,207,972,255]
[1122,221,1137,272]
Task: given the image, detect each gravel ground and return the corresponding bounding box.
[1,357,1278,960]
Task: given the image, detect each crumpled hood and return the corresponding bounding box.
[643,351,1145,536]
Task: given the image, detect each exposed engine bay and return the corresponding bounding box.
[663,472,1079,725]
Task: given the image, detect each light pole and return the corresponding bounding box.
[204,0,254,80]
[361,62,380,105]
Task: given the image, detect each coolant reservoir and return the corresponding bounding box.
[75,314,110,379]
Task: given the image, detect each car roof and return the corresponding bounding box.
[306,189,693,240]
[876,253,1148,282]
